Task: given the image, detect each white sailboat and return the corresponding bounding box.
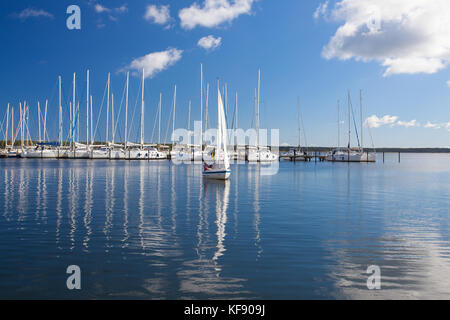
[247,68,278,163]
[326,90,376,162]
[203,84,231,180]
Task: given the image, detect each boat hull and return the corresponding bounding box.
[20,150,58,158]
[203,170,231,180]
[248,151,278,162]
[326,152,376,162]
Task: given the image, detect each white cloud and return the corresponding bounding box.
[319,0,450,76]
[397,119,419,128]
[94,3,128,13]
[313,1,329,20]
[122,48,183,79]
[95,4,110,13]
[115,5,128,13]
[198,35,222,50]
[444,122,450,131]
[179,0,255,30]
[14,8,54,21]
[447,80,450,87]
[364,115,398,128]
[92,2,128,22]
[144,5,171,25]
[424,122,441,129]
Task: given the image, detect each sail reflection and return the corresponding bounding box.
[177,178,251,299]
[0,160,252,299]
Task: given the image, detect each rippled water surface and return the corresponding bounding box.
[1,154,450,299]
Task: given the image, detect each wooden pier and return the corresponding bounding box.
[280,152,326,162]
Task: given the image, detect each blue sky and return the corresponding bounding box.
[1,0,450,147]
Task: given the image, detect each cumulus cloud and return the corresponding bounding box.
[121,48,183,79]
[397,119,419,128]
[13,8,54,21]
[364,115,398,128]
[198,35,222,50]
[144,5,171,25]
[318,0,450,76]
[424,122,441,129]
[179,0,255,30]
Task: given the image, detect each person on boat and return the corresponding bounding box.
[203,162,214,171]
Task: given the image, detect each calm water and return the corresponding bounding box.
[1,154,450,299]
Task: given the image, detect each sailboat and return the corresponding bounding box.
[326,90,376,162]
[203,84,231,180]
[247,68,278,163]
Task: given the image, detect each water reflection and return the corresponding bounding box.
[178,178,250,299]
[1,156,450,299]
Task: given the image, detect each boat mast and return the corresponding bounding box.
[69,102,72,144]
[158,92,162,144]
[141,68,145,147]
[125,71,129,149]
[348,90,351,149]
[225,83,228,120]
[58,76,62,147]
[106,73,110,144]
[44,100,47,143]
[337,100,340,148]
[86,70,90,146]
[90,95,93,145]
[111,94,115,144]
[217,79,221,154]
[297,97,301,150]
[235,92,238,132]
[254,88,257,147]
[205,83,209,133]
[37,102,41,143]
[72,72,76,148]
[26,103,30,146]
[188,100,191,132]
[11,107,14,147]
[76,102,79,143]
[172,84,177,145]
[5,104,9,147]
[86,71,90,145]
[20,103,23,149]
[200,63,203,148]
[257,68,261,148]
[360,89,363,151]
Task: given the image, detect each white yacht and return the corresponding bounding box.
[203,84,231,180]
[326,147,376,162]
[248,146,278,162]
[326,90,376,163]
[20,144,59,158]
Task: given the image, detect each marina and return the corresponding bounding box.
[2,0,450,305]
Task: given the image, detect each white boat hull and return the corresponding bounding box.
[326,151,376,162]
[20,150,58,158]
[248,150,278,162]
[203,169,231,180]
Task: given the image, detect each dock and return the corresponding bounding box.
[280,152,326,162]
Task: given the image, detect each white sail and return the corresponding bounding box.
[219,90,230,170]
[203,86,230,180]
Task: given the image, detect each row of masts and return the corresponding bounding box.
[1,65,271,154]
